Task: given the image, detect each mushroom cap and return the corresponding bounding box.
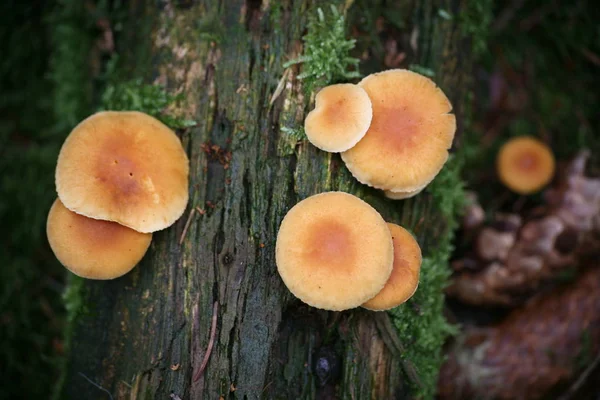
[497,136,555,194]
[56,111,189,233]
[362,223,421,311]
[384,180,430,200]
[341,69,456,192]
[304,84,373,152]
[276,191,394,311]
[46,198,152,279]
[384,187,424,200]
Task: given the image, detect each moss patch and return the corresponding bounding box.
[284,4,360,95]
[389,155,465,399]
[459,0,494,59]
[48,0,95,130]
[100,75,197,129]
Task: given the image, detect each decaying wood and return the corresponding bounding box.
[438,265,600,400]
[448,151,600,307]
[59,0,472,398]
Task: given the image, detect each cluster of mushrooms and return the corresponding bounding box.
[277,192,422,311]
[47,111,189,279]
[276,69,457,311]
[305,69,456,198]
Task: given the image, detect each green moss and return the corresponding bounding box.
[408,64,436,78]
[195,9,223,44]
[279,126,307,152]
[389,156,465,399]
[100,75,196,129]
[458,0,493,58]
[63,276,86,325]
[283,4,360,95]
[280,4,359,145]
[48,0,94,131]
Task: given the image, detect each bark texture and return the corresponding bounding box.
[61,0,472,398]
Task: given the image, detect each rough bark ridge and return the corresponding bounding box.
[61,0,471,398]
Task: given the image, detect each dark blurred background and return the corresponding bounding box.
[0,0,97,397]
[1,1,67,398]
[0,0,598,399]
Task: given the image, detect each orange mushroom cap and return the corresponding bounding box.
[341,69,456,192]
[47,198,152,279]
[362,223,421,311]
[304,84,373,152]
[497,136,555,194]
[56,111,189,233]
[276,192,393,311]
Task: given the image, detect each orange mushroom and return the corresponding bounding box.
[56,111,189,233]
[304,84,373,152]
[276,192,393,311]
[47,198,152,279]
[363,223,421,311]
[341,69,456,192]
[497,136,555,194]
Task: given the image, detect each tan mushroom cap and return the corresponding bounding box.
[276,192,393,311]
[56,111,189,233]
[384,180,429,200]
[47,198,152,279]
[363,223,421,311]
[497,136,555,194]
[304,84,373,152]
[341,69,456,192]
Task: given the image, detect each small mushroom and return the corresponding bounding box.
[304,84,373,152]
[362,223,422,311]
[496,136,555,194]
[341,69,456,192]
[276,192,393,311]
[56,111,189,233]
[46,198,152,279]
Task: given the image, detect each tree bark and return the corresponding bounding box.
[60,0,472,398]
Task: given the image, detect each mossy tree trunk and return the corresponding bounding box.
[60,0,472,398]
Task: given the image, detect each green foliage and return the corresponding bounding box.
[48,0,94,130]
[459,0,493,58]
[100,77,196,129]
[428,155,468,222]
[280,126,307,141]
[408,64,436,78]
[196,9,223,43]
[389,156,466,399]
[283,5,360,94]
